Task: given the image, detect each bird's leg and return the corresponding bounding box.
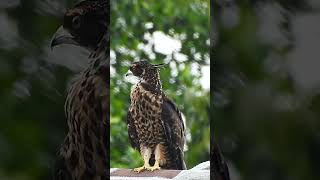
[133,146,151,173]
[146,144,162,171]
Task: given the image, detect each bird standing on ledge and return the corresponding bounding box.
[126,61,187,172]
[51,0,109,179]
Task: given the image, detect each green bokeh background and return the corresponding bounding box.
[213,1,320,180]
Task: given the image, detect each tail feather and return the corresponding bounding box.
[212,142,230,180]
[53,154,72,180]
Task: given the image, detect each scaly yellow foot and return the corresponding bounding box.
[133,164,151,173]
[146,162,161,172]
[133,166,145,173]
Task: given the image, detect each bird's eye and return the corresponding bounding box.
[72,16,81,29]
[132,64,138,69]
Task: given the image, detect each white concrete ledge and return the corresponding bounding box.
[110,161,210,180]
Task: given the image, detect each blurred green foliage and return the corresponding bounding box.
[110,0,210,169]
[0,1,72,179]
[213,1,320,180]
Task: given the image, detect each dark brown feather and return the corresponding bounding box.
[212,141,230,180]
[161,96,186,170]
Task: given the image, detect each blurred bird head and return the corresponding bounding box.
[51,0,108,51]
[126,60,167,78]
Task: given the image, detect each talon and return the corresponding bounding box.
[133,163,152,173]
[146,165,161,172]
[133,166,145,173]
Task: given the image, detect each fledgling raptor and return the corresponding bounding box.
[126,60,186,172]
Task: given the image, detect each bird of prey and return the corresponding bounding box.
[126,60,186,172]
[50,0,109,179]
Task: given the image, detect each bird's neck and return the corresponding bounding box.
[86,31,109,77]
[140,70,162,90]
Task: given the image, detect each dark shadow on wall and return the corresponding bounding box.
[212,0,320,180]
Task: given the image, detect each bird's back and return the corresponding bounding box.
[161,95,186,170]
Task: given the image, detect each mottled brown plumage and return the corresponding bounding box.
[51,0,109,179]
[126,61,186,172]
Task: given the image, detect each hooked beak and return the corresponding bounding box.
[125,70,133,77]
[51,26,79,50]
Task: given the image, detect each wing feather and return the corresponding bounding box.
[161,95,186,170]
[127,110,139,150]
